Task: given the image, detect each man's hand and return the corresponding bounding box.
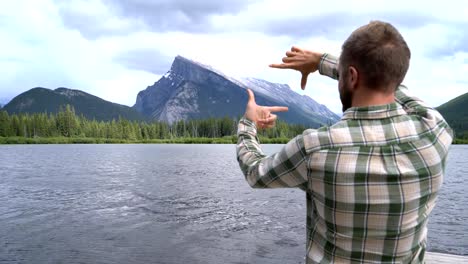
[269,46,323,90]
[244,89,288,129]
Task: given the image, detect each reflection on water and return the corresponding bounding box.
[0,144,466,263]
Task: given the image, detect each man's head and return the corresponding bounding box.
[338,21,411,111]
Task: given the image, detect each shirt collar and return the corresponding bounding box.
[340,102,407,120]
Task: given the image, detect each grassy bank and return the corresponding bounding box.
[1,136,465,145]
[0,136,292,144]
[453,138,468,144]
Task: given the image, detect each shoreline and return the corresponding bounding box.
[0,136,467,145]
[0,136,290,144]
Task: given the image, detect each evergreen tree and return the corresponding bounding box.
[0,111,11,137]
[0,104,325,143]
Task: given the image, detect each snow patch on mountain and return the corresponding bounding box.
[55,88,86,99]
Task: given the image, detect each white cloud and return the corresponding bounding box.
[0,0,157,106]
[0,0,467,113]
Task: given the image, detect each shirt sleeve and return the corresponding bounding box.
[395,85,454,138]
[318,53,340,80]
[236,117,308,189]
[394,85,432,111]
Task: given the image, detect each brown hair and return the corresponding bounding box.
[339,21,411,91]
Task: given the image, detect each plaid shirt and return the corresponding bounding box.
[236,54,453,263]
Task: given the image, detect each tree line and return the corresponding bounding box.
[0,105,308,142]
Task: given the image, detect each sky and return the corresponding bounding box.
[1,0,467,113]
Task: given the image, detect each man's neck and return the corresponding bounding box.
[352,87,395,108]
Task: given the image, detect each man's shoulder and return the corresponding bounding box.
[302,120,357,154]
[302,112,454,155]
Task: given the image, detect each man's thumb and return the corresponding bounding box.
[301,73,309,90]
[247,89,255,102]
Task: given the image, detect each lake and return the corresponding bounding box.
[0,144,467,263]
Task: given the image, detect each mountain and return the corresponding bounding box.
[134,56,339,127]
[3,56,340,126]
[3,87,144,121]
[437,92,468,137]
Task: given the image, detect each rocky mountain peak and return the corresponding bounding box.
[134,55,340,126]
[165,55,235,86]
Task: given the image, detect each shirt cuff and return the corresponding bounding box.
[318,53,340,80]
[237,117,257,137]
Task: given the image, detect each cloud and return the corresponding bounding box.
[114,48,173,74]
[428,25,468,57]
[107,0,255,28]
[259,13,353,40]
[0,0,158,106]
[259,12,436,40]
[54,0,468,61]
[1,0,467,111]
[56,0,143,39]
[56,0,259,39]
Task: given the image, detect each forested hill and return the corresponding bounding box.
[3,87,144,121]
[437,92,468,138]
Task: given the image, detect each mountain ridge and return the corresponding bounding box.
[3,87,144,121]
[134,55,340,127]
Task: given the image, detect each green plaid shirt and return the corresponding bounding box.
[236,54,453,263]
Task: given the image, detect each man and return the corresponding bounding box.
[236,21,453,263]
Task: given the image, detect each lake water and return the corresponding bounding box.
[0,144,467,264]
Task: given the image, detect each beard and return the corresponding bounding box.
[339,81,353,112]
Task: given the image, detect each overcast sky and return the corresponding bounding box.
[1,0,467,113]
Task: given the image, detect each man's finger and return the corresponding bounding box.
[258,114,277,123]
[286,51,296,57]
[265,106,288,112]
[262,120,276,129]
[264,123,276,129]
[269,63,289,69]
[291,46,302,52]
[301,73,309,90]
[282,56,294,63]
[247,89,255,103]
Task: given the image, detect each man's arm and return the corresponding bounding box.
[236,117,308,188]
[236,89,308,189]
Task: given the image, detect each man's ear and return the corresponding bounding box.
[348,66,359,90]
